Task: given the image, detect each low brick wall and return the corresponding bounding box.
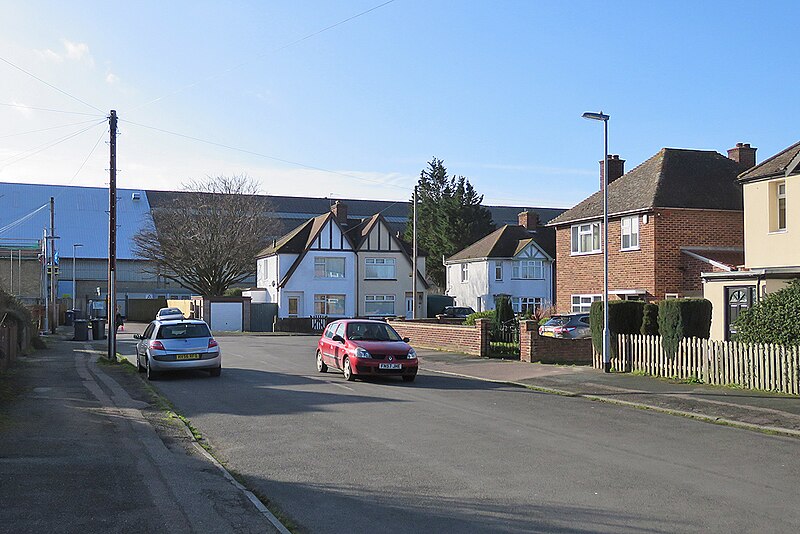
[388,318,490,357]
[519,320,593,364]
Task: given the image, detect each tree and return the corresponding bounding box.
[735,280,800,346]
[406,158,495,287]
[133,175,282,296]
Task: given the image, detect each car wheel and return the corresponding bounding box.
[343,357,355,382]
[209,367,221,377]
[146,357,159,381]
[316,350,328,373]
[402,374,416,383]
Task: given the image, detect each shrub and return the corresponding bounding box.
[464,310,494,326]
[658,298,712,357]
[641,303,659,335]
[224,287,243,297]
[589,300,645,356]
[735,279,800,345]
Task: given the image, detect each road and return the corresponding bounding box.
[120,334,800,533]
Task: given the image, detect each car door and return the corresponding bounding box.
[320,323,335,365]
[332,322,346,369]
[138,322,155,363]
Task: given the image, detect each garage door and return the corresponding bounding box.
[210,302,242,331]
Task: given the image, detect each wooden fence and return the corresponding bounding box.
[592,334,800,395]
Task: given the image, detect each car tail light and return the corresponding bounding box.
[149,340,165,350]
[208,338,218,348]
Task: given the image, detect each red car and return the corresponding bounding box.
[316,319,418,382]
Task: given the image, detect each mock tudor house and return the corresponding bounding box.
[255,202,428,319]
[444,211,555,313]
[547,144,756,313]
[703,141,800,340]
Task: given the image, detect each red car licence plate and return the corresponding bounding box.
[379,363,402,370]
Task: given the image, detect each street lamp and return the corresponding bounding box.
[582,111,611,373]
[72,243,83,313]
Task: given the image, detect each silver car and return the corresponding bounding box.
[134,319,221,380]
[155,307,185,321]
[538,313,591,339]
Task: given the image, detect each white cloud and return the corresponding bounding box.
[9,101,33,117]
[106,72,120,84]
[36,39,94,67]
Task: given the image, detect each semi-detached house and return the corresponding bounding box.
[547,143,755,313]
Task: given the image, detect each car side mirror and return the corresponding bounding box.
[403,337,410,343]
[332,335,345,343]
[133,334,141,339]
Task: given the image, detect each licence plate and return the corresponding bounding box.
[176,354,200,360]
[540,331,555,338]
[379,363,402,370]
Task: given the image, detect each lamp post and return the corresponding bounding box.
[582,111,611,373]
[72,243,83,313]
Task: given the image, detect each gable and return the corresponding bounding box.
[514,241,550,261]
[310,219,354,251]
[358,219,402,252]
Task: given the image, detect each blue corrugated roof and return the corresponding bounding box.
[0,182,150,260]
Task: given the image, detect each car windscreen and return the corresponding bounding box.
[156,323,211,339]
[544,317,569,326]
[346,322,402,342]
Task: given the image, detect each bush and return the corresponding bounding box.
[735,279,800,345]
[464,310,494,326]
[224,287,243,297]
[657,298,712,357]
[641,303,659,335]
[590,300,645,356]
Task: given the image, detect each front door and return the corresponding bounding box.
[406,297,414,319]
[725,286,755,340]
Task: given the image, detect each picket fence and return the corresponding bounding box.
[592,334,800,395]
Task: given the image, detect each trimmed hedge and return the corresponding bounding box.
[590,300,645,356]
[641,303,659,335]
[734,279,800,346]
[657,298,712,357]
[464,310,494,326]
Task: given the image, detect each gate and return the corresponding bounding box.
[490,319,520,357]
[251,303,278,332]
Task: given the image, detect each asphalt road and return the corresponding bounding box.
[120,335,800,534]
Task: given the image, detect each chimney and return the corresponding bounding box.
[331,201,348,225]
[600,155,625,190]
[727,142,757,170]
[518,210,539,230]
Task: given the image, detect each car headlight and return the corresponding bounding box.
[355,347,372,359]
[407,348,417,359]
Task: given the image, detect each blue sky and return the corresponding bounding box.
[0,0,797,208]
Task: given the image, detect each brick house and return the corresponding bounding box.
[547,144,755,313]
[703,141,800,340]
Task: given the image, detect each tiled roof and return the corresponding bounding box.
[682,247,744,271]
[548,149,744,226]
[446,224,555,262]
[738,141,800,183]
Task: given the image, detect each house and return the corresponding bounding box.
[547,144,754,313]
[703,141,800,340]
[444,211,555,313]
[255,202,428,319]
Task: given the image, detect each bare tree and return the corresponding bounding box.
[133,175,282,296]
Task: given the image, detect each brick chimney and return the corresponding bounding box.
[518,210,539,230]
[727,143,757,170]
[331,201,348,225]
[600,155,625,190]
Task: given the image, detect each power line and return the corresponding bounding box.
[65,128,107,185]
[0,102,104,117]
[128,0,397,113]
[0,118,102,139]
[0,120,106,170]
[0,55,104,113]
[121,118,412,191]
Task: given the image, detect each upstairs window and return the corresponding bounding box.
[315,257,345,279]
[778,182,786,231]
[512,260,544,279]
[571,222,601,254]
[621,216,639,250]
[495,262,503,281]
[460,263,469,283]
[365,258,395,279]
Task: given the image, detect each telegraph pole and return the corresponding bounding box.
[412,186,418,320]
[107,110,117,360]
[49,196,57,334]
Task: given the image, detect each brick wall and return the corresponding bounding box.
[519,320,593,364]
[554,209,743,312]
[388,318,490,357]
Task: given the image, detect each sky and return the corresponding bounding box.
[0,0,797,209]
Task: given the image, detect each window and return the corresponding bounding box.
[495,262,503,281]
[365,295,395,316]
[365,258,395,279]
[571,223,601,254]
[571,294,601,313]
[778,181,786,231]
[512,297,543,314]
[460,263,469,282]
[288,297,299,317]
[621,216,639,250]
[314,257,345,279]
[664,293,679,300]
[314,294,346,316]
[512,260,544,279]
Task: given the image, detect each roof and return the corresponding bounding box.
[0,182,150,260]
[446,224,555,262]
[255,212,334,257]
[548,149,744,226]
[738,141,800,183]
[681,247,744,272]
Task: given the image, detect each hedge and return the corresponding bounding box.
[734,279,800,346]
[590,300,645,356]
[657,298,712,357]
[641,303,659,335]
